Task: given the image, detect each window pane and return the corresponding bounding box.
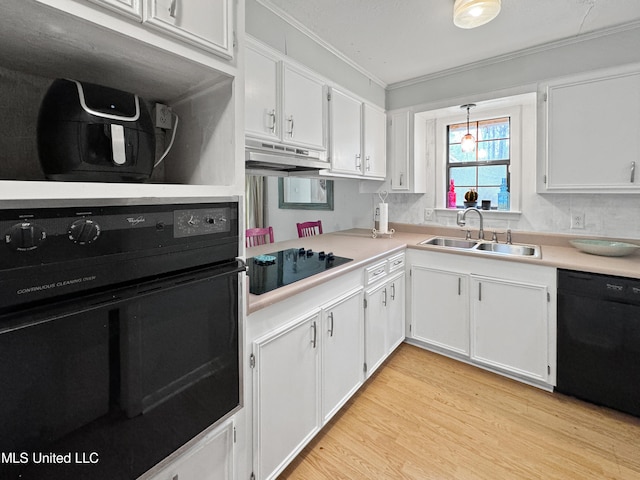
[477,139,509,161]
[478,165,507,186]
[477,186,500,208]
[478,118,510,141]
[449,144,476,163]
[450,166,476,187]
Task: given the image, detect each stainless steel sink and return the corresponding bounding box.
[420,237,478,249]
[474,242,541,258]
[420,236,541,258]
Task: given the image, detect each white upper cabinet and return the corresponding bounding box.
[282,65,326,150]
[245,45,279,142]
[388,110,428,193]
[363,104,387,178]
[329,87,386,179]
[144,0,232,58]
[543,65,640,193]
[329,88,363,175]
[245,42,326,152]
[89,0,141,19]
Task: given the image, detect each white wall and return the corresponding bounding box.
[264,176,374,241]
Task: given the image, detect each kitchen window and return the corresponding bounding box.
[430,92,536,214]
[447,116,510,209]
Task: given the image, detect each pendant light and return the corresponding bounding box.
[453,0,501,29]
[460,104,476,153]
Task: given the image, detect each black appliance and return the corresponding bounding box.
[557,269,640,417]
[247,247,352,295]
[37,79,156,182]
[0,201,244,480]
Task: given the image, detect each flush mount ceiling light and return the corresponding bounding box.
[460,103,476,152]
[453,0,501,29]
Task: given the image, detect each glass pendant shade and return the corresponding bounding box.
[461,133,476,152]
[454,0,501,29]
[460,103,476,152]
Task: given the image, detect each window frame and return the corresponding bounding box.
[446,115,512,209]
[431,95,533,213]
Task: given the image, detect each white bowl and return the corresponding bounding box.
[569,239,640,257]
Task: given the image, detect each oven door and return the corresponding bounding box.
[0,260,244,480]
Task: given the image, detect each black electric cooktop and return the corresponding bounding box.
[247,247,353,295]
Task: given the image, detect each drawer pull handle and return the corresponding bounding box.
[328,312,334,337]
[631,161,636,183]
[169,0,177,18]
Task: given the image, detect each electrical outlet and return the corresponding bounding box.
[424,208,434,221]
[154,103,173,129]
[571,212,585,229]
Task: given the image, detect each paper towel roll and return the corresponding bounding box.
[379,203,388,234]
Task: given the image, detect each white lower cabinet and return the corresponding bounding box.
[408,249,556,388]
[251,287,364,480]
[252,311,321,480]
[411,266,469,356]
[364,271,405,378]
[321,288,365,423]
[145,419,234,480]
[470,275,550,383]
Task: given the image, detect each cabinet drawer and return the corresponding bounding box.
[388,253,405,273]
[365,261,387,285]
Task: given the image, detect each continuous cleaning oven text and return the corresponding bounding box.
[16,276,97,295]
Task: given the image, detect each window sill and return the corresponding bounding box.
[434,208,522,220]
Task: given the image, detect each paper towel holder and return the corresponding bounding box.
[372,190,395,239]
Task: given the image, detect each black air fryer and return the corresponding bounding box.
[37,79,155,182]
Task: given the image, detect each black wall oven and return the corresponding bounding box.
[0,201,243,479]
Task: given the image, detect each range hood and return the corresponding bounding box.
[245,139,329,175]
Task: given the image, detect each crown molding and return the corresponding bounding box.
[388,20,640,90]
[254,0,387,89]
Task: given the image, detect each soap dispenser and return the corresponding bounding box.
[498,178,510,211]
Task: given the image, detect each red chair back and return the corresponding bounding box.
[296,221,323,238]
[246,226,274,247]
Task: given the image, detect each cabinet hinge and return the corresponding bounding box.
[250,473,255,480]
[249,353,255,368]
[547,365,551,375]
[543,92,548,102]
[233,426,237,443]
[409,268,412,277]
[547,292,551,302]
[363,298,367,309]
[409,324,412,333]
[363,362,368,373]
[543,174,547,184]
[327,92,331,101]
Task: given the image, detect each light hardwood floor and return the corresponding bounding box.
[278,343,640,480]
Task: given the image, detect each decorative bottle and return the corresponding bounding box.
[498,178,510,211]
[448,179,457,208]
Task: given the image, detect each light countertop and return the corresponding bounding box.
[246,225,640,314]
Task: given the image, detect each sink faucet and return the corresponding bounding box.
[457,208,485,240]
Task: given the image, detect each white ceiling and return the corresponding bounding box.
[261,0,640,86]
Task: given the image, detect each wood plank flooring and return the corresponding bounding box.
[278,343,640,480]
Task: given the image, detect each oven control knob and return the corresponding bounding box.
[69,219,101,245]
[5,222,46,251]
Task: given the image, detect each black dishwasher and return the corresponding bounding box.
[557,269,640,417]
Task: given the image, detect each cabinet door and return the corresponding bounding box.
[145,0,231,58]
[253,313,321,480]
[282,65,325,150]
[470,276,549,383]
[245,46,280,141]
[329,88,363,175]
[321,289,364,424]
[386,274,405,354]
[149,420,234,480]
[90,0,142,19]
[390,111,410,191]
[364,283,387,378]
[411,266,469,356]
[546,70,640,192]
[363,104,386,178]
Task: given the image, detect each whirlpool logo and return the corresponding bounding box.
[126,216,146,226]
